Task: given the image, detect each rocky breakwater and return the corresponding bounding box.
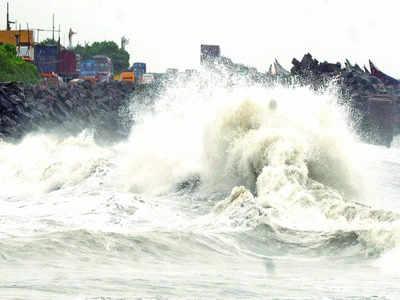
[0,81,161,144]
[291,53,399,147]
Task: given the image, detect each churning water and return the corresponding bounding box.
[1,75,400,299]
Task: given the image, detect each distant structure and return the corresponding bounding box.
[121,36,129,50]
[200,44,220,65]
[1,2,34,60]
[0,28,34,46]
[68,28,77,49]
[1,2,34,47]
[6,2,15,30]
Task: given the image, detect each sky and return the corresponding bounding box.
[2,0,400,75]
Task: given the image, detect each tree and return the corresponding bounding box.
[0,43,40,83]
[74,41,130,74]
[37,38,60,47]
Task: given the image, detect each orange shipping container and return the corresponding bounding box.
[0,30,34,46]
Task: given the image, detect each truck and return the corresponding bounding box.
[132,62,146,83]
[80,56,113,82]
[34,45,58,74]
[120,71,135,83]
[93,55,113,82]
[58,49,78,82]
[80,59,97,82]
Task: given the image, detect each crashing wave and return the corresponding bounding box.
[205,94,400,256]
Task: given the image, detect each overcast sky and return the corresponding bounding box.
[3,0,400,75]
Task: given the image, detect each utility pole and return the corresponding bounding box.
[7,2,15,30]
[27,23,31,58]
[52,14,55,41]
[34,28,60,44]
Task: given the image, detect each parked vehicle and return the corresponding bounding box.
[120,71,135,83]
[142,73,155,84]
[80,59,97,81]
[41,72,63,84]
[69,78,84,84]
[80,56,113,82]
[166,68,178,75]
[185,69,197,76]
[132,62,146,83]
[93,55,113,82]
[34,45,58,74]
[59,49,78,82]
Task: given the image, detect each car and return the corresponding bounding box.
[142,73,155,84]
[69,78,84,84]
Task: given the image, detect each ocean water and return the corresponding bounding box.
[1,77,400,299]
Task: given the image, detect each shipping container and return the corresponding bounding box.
[200,44,220,64]
[0,30,34,46]
[59,49,77,79]
[34,45,58,74]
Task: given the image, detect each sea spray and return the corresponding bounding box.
[0,131,114,197]
[1,75,399,259]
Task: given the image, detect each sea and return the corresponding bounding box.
[0,75,399,299]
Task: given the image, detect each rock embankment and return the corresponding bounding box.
[290,53,399,146]
[0,81,160,144]
[291,53,400,99]
[1,54,399,147]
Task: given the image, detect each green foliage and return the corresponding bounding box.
[38,38,59,47]
[3,43,17,57]
[0,43,40,83]
[74,41,130,74]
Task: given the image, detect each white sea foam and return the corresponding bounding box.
[1,76,398,258]
[0,131,114,197]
